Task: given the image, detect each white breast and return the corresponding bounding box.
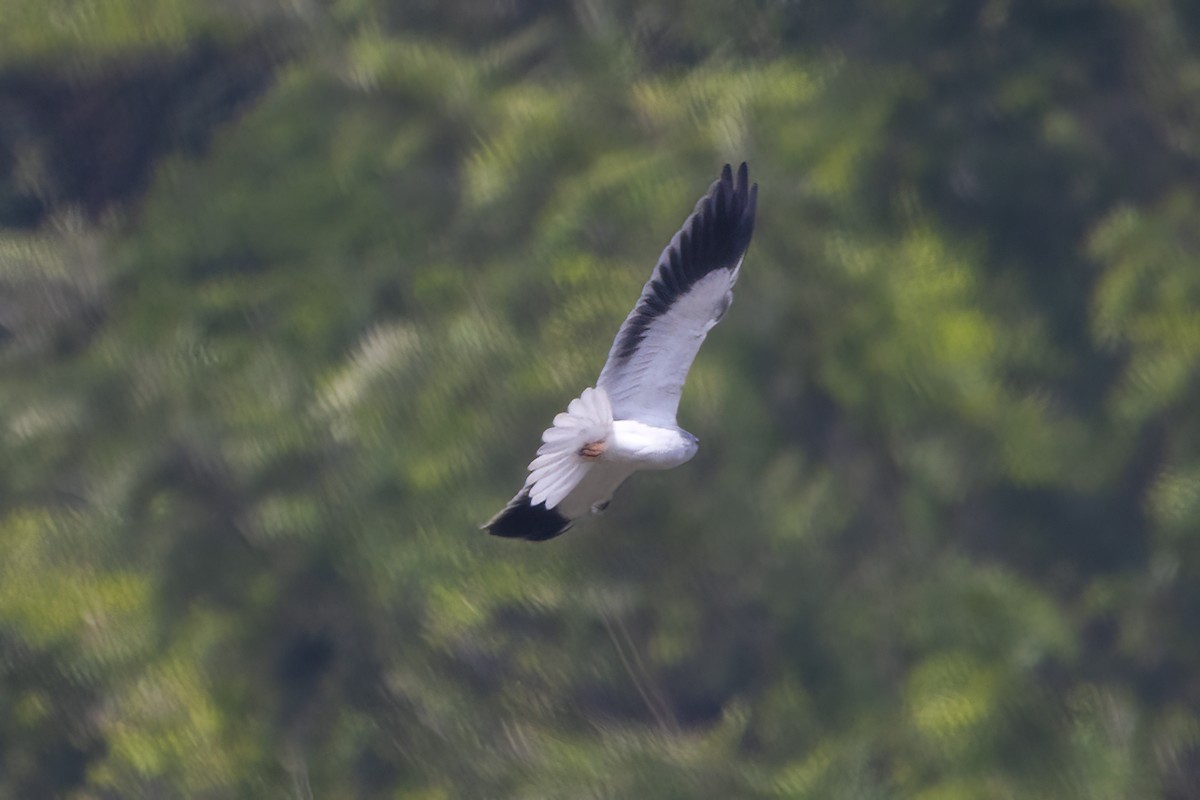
[607,420,698,470]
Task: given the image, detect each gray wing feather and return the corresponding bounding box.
[597,163,758,427]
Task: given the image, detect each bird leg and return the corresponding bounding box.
[578,440,606,459]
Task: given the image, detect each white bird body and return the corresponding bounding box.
[484,163,758,541]
[529,400,700,522]
[607,420,699,469]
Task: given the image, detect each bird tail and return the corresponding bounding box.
[523,386,613,510]
[481,488,573,541]
[481,387,613,542]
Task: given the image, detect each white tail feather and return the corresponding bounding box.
[525,387,613,509]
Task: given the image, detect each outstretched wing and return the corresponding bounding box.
[596,163,757,428]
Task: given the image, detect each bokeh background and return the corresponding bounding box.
[3,1,1200,796]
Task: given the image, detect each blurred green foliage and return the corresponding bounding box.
[2,0,1200,796]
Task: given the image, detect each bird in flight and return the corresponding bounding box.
[483,163,758,541]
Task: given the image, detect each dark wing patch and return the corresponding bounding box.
[613,162,758,361]
[482,489,573,542]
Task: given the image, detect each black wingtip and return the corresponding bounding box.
[611,161,758,361]
[718,162,754,220]
[482,490,573,542]
[713,160,757,259]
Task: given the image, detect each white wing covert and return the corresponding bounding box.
[524,387,613,509]
[597,163,758,428]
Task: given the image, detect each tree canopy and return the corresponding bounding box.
[2,1,1200,796]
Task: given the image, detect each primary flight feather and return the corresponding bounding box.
[483,163,758,541]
